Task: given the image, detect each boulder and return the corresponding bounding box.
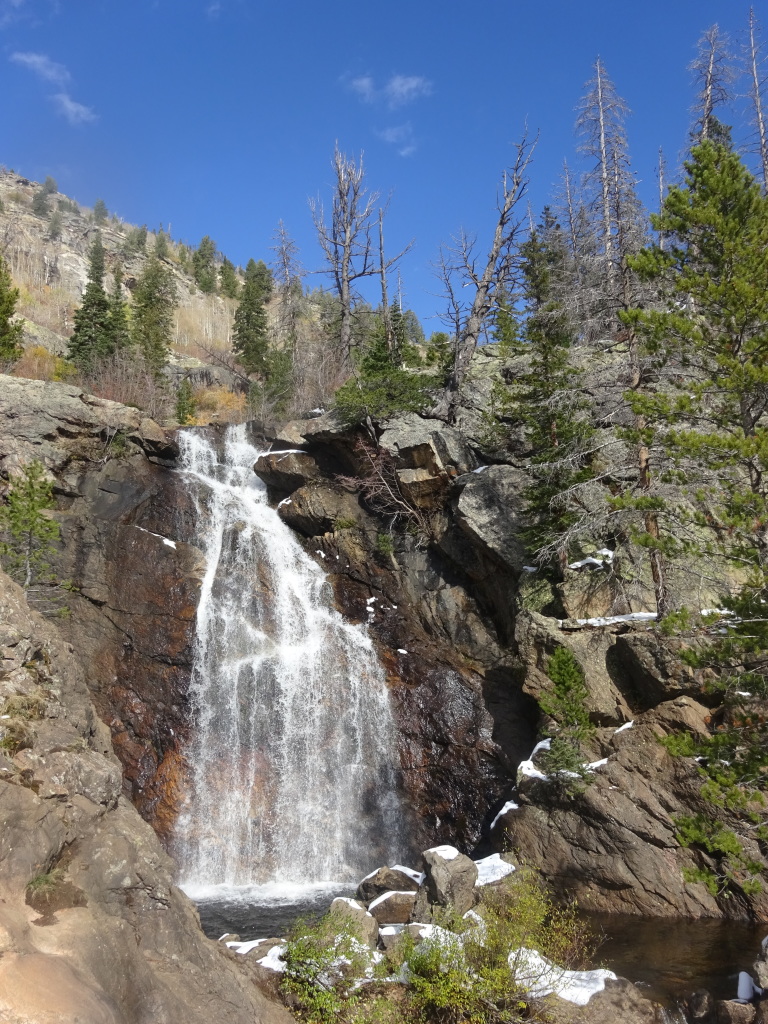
[277,484,361,537]
[454,465,528,572]
[356,866,420,903]
[367,890,417,925]
[422,846,478,915]
[544,977,665,1024]
[329,897,379,948]
[253,449,321,493]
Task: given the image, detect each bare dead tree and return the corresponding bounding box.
[310,145,410,365]
[745,7,768,190]
[576,57,631,293]
[656,147,667,250]
[270,219,305,357]
[689,24,735,144]
[431,131,537,423]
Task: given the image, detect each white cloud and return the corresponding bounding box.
[52,93,97,125]
[346,73,432,109]
[383,74,432,108]
[349,75,375,103]
[11,51,70,87]
[0,0,27,27]
[376,123,417,157]
[206,2,222,16]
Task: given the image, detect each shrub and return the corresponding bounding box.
[538,648,595,791]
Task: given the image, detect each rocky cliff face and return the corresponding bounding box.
[0,375,203,842]
[3,372,765,939]
[254,408,768,922]
[0,569,291,1024]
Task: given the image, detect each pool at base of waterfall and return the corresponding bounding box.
[586,913,766,1004]
[184,885,768,1007]
[182,881,355,940]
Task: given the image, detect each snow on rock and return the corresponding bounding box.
[134,525,177,549]
[574,612,657,627]
[474,853,515,885]
[490,800,520,829]
[613,720,634,734]
[586,758,608,771]
[518,761,548,781]
[568,556,608,570]
[424,844,460,860]
[517,737,551,782]
[397,648,408,654]
[510,947,617,1006]
[391,864,426,885]
[368,890,417,912]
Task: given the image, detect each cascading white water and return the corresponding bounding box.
[173,424,403,892]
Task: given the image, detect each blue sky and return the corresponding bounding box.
[1,0,759,332]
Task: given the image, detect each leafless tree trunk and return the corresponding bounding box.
[270,219,305,356]
[310,146,410,366]
[656,147,667,250]
[746,7,768,190]
[378,209,395,358]
[689,24,734,143]
[431,132,536,422]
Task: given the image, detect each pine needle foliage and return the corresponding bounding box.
[0,461,61,592]
[0,253,24,363]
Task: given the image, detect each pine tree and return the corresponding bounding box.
[67,235,112,369]
[154,231,170,260]
[246,258,273,306]
[108,264,131,351]
[175,378,196,424]
[0,461,60,592]
[513,212,595,576]
[131,252,177,373]
[47,210,63,240]
[627,141,768,610]
[93,198,108,225]
[193,235,217,293]
[0,254,24,363]
[219,257,240,299]
[31,188,50,217]
[232,264,269,374]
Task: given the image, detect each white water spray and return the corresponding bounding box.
[174,425,403,890]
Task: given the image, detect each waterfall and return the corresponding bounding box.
[173,424,403,891]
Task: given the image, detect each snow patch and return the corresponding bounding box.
[257,944,288,972]
[134,525,177,549]
[391,864,425,884]
[490,800,519,829]
[586,758,608,770]
[474,853,515,885]
[574,612,657,627]
[397,649,408,655]
[368,890,415,912]
[613,720,634,734]
[510,947,617,1006]
[425,845,460,861]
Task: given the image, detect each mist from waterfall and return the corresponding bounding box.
[173,425,403,892]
